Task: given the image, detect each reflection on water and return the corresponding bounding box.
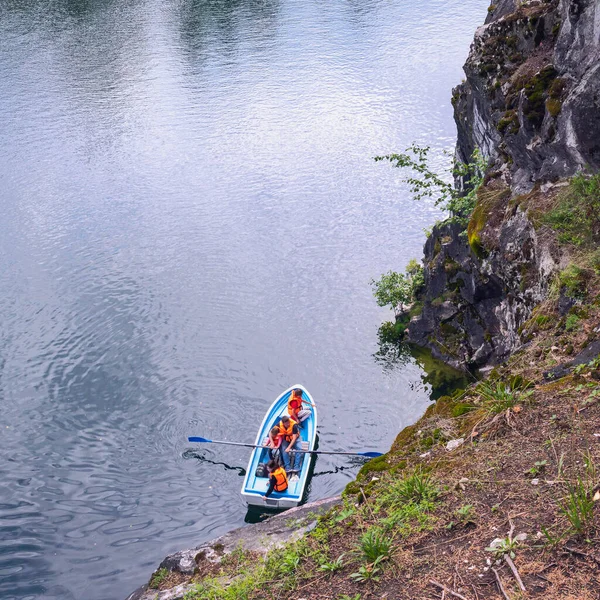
[0,0,487,598]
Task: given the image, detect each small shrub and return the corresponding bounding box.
[357,527,393,563]
[371,260,424,318]
[476,375,533,413]
[395,469,439,503]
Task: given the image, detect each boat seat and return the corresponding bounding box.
[301,441,309,451]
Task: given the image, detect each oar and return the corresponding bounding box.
[188,437,382,458]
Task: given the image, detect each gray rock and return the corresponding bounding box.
[408,0,600,370]
[125,496,341,600]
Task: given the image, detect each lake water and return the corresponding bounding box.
[0,1,486,598]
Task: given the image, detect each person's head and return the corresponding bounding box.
[281,415,290,426]
[292,388,302,398]
[267,460,278,472]
[270,426,280,437]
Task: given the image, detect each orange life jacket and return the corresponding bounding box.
[278,418,298,442]
[272,467,288,492]
[288,392,302,415]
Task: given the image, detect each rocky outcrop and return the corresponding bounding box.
[407,0,600,369]
[125,496,341,600]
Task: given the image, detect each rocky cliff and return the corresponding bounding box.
[407,0,600,369]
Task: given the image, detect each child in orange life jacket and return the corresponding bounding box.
[264,460,288,498]
[287,388,314,426]
[278,414,302,475]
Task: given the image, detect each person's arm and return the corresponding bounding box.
[286,425,299,451]
[265,474,276,498]
[302,398,316,408]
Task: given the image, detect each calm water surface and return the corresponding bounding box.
[0,1,486,598]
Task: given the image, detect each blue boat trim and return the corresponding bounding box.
[241,385,318,508]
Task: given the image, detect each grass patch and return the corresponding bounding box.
[475,375,533,413]
[149,568,169,589]
[542,172,600,247]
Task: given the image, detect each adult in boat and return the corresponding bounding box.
[264,459,288,498]
[287,388,314,425]
[278,414,301,474]
[265,426,282,463]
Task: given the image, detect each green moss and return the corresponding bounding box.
[444,257,461,277]
[497,109,520,135]
[451,402,475,417]
[546,98,562,117]
[467,186,510,258]
[559,264,588,300]
[565,314,580,332]
[523,65,557,127]
[548,78,566,99]
[552,20,561,37]
[149,568,169,589]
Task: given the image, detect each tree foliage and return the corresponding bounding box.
[371,260,424,318]
[375,145,487,228]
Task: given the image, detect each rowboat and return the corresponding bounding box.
[241,384,318,508]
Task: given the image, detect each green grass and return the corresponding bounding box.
[560,478,595,535]
[565,314,580,331]
[543,172,600,247]
[149,568,169,589]
[475,375,533,413]
[357,527,393,562]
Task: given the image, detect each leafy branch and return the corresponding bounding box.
[375,145,487,228]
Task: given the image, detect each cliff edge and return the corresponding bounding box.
[407,0,600,369]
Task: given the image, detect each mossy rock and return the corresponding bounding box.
[523,65,557,127]
[467,185,511,258]
[546,98,562,117]
[498,110,520,135]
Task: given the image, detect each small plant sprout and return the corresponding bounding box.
[319,554,345,573]
[350,555,386,583]
[486,525,527,560]
[527,460,548,477]
[456,504,474,522]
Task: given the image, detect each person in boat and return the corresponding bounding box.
[264,426,282,463]
[278,414,301,474]
[264,459,288,498]
[287,388,314,425]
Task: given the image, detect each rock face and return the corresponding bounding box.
[407,0,600,369]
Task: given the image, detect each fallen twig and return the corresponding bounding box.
[429,580,469,600]
[504,555,526,592]
[492,567,511,600]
